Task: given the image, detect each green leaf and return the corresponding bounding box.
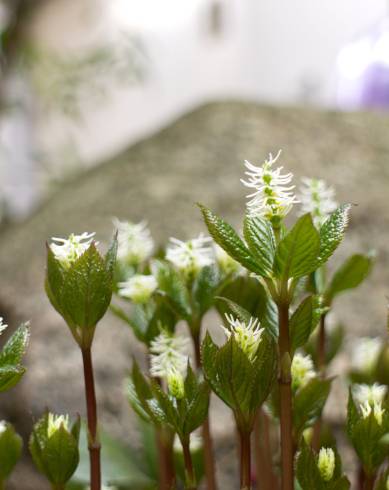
[45,245,66,317]
[0,366,25,392]
[198,204,266,276]
[216,297,252,325]
[316,205,351,267]
[290,296,314,354]
[62,244,113,329]
[192,265,220,317]
[43,426,79,485]
[296,442,325,490]
[325,254,373,303]
[104,234,118,276]
[152,260,192,320]
[274,214,320,280]
[293,378,332,439]
[0,423,23,481]
[0,323,30,366]
[183,382,210,435]
[243,215,276,277]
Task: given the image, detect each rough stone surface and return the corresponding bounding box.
[1,101,389,488]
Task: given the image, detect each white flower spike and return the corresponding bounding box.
[241,151,299,224]
[353,383,387,407]
[359,399,385,425]
[166,234,214,276]
[222,314,264,361]
[47,413,70,437]
[351,337,382,374]
[317,447,335,482]
[118,274,158,304]
[149,331,189,380]
[0,317,7,336]
[113,218,154,266]
[291,353,315,390]
[299,177,337,227]
[50,232,95,268]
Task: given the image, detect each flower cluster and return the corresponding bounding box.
[149,331,189,398]
[241,151,298,225]
[47,413,69,437]
[50,232,95,268]
[351,337,382,374]
[166,234,214,277]
[222,314,264,361]
[114,218,154,266]
[118,274,158,304]
[317,447,335,482]
[299,177,337,227]
[353,383,387,407]
[291,353,315,390]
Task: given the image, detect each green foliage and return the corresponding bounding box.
[128,362,209,442]
[274,214,320,280]
[305,323,345,368]
[325,253,373,304]
[346,389,389,476]
[316,205,351,267]
[29,413,80,486]
[0,422,23,483]
[0,323,29,392]
[296,442,350,490]
[293,378,332,441]
[290,296,319,354]
[243,215,276,277]
[201,331,277,431]
[199,204,271,276]
[45,238,117,346]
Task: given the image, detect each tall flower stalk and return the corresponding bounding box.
[46,232,117,490]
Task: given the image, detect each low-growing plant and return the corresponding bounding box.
[2,150,389,490]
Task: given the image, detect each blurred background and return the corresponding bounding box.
[3,2,389,488]
[2,0,389,220]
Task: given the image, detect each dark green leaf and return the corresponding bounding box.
[0,366,25,392]
[290,296,314,354]
[0,323,30,366]
[0,423,23,481]
[296,442,325,490]
[43,426,79,484]
[183,382,210,435]
[192,265,220,316]
[199,204,266,275]
[274,214,320,279]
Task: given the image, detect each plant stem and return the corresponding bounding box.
[239,429,252,490]
[51,485,65,490]
[191,330,218,490]
[312,313,326,451]
[277,303,294,490]
[363,473,375,490]
[156,428,175,490]
[254,409,278,490]
[81,347,101,490]
[182,438,196,490]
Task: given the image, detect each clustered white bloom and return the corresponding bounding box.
[50,232,95,268]
[291,353,315,390]
[214,244,240,275]
[166,234,214,276]
[0,421,7,434]
[149,331,189,397]
[114,218,154,266]
[118,274,158,304]
[317,447,335,482]
[359,399,385,426]
[47,413,69,437]
[222,314,264,361]
[351,337,382,374]
[353,383,387,407]
[241,151,298,223]
[0,317,7,336]
[299,177,337,227]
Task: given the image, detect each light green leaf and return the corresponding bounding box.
[0,323,30,366]
[0,423,23,481]
[316,204,351,267]
[43,426,79,485]
[325,254,373,303]
[243,215,276,277]
[274,214,320,280]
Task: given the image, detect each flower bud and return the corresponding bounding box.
[29,412,80,487]
[118,274,157,304]
[317,447,335,482]
[0,421,23,484]
[167,367,185,399]
[291,353,315,390]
